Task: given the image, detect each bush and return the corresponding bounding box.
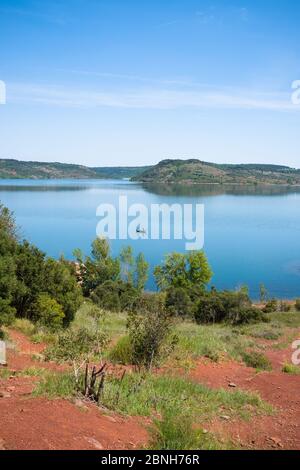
[241,351,272,371]
[263,299,278,313]
[282,363,300,375]
[31,294,65,330]
[148,407,219,450]
[13,318,35,336]
[132,291,166,314]
[165,287,193,317]
[195,290,266,325]
[91,280,139,312]
[108,335,133,364]
[127,310,178,370]
[0,299,16,326]
[44,326,108,364]
[279,301,291,313]
[295,299,300,312]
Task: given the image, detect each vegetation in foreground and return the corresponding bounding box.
[2,201,300,450]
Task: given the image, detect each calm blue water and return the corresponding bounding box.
[1,179,300,299]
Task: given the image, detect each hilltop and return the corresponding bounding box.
[1,157,300,185]
[132,159,300,185]
[0,158,149,180]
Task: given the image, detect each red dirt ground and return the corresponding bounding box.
[1,328,300,450]
[189,343,300,449]
[0,330,148,450]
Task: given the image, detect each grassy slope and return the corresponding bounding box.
[2,157,300,184]
[0,158,149,180]
[133,159,300,185]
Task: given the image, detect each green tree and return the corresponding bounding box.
[0,204,18,326]
[259,283,268,303]
[120,246,134,284]
[74,238,120,296]
[12,241,47,318]
[165,287,193,317]
[32,293,65,329]
[154,251,212,291]
[134,253,149,291]
[43,258,82,325]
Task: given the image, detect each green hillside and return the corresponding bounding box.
[0,158,148,180]
[132,159,300,185]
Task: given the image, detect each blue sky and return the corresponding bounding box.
[0,0,299,167]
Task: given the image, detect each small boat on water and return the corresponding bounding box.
[136,224,146,234]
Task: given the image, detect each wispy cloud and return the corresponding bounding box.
[56,68,196,87]
[0,5,67,25]
[7,82,298,112]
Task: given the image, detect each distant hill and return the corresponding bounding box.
[92,166,151,179]
[0,158,149,180]
[1,157,299,185]
[132,159,300,185]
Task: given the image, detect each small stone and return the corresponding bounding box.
[73,399,88,411]
[270,437,283,448]
[0,391,11,398]
[0,438,6,451]
[6,387,15,392]
[228,382,237,388]
[85,437,103,450]
[105,415,117,423]
[220,415,231,421]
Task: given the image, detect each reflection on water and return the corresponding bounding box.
[1,179,300,299]
[142,183,300,197]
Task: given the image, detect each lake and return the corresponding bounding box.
[1,179,300,299]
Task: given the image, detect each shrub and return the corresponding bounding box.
[165,287,193,317]
[91,280,139,312]
[127,310,178,370]
[279,301,291,313]
[132,291,166,314]
[263,299,278,313]
[282,363,300,375]
[148,407,219,450]
[44,326,108,364]
[295,299,300,312]
[0,299,15,326]
[31,294,65,330]
[241,351,272,371]
[108,335,133,364]
[195,290,266,325]
[13,318,35,336]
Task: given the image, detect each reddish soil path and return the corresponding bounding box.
[1,328,300,450]
[0,330,148,451]
[189,340,300,450]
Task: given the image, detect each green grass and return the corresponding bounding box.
[12,318,56,345]
[20,366,47,378]
[33,371,77,399]
[72,303,127,341]
[32,370,273,423]
[282,363,300,375]
[108,335,133,364]
[239,323,282,341]
[13,318,36,336]
[241,351,272,371]
[0,368,12,379]
[173,322,255,366]
[267,311,300,328]
[148,407,231,450]
[102,373,273,422]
